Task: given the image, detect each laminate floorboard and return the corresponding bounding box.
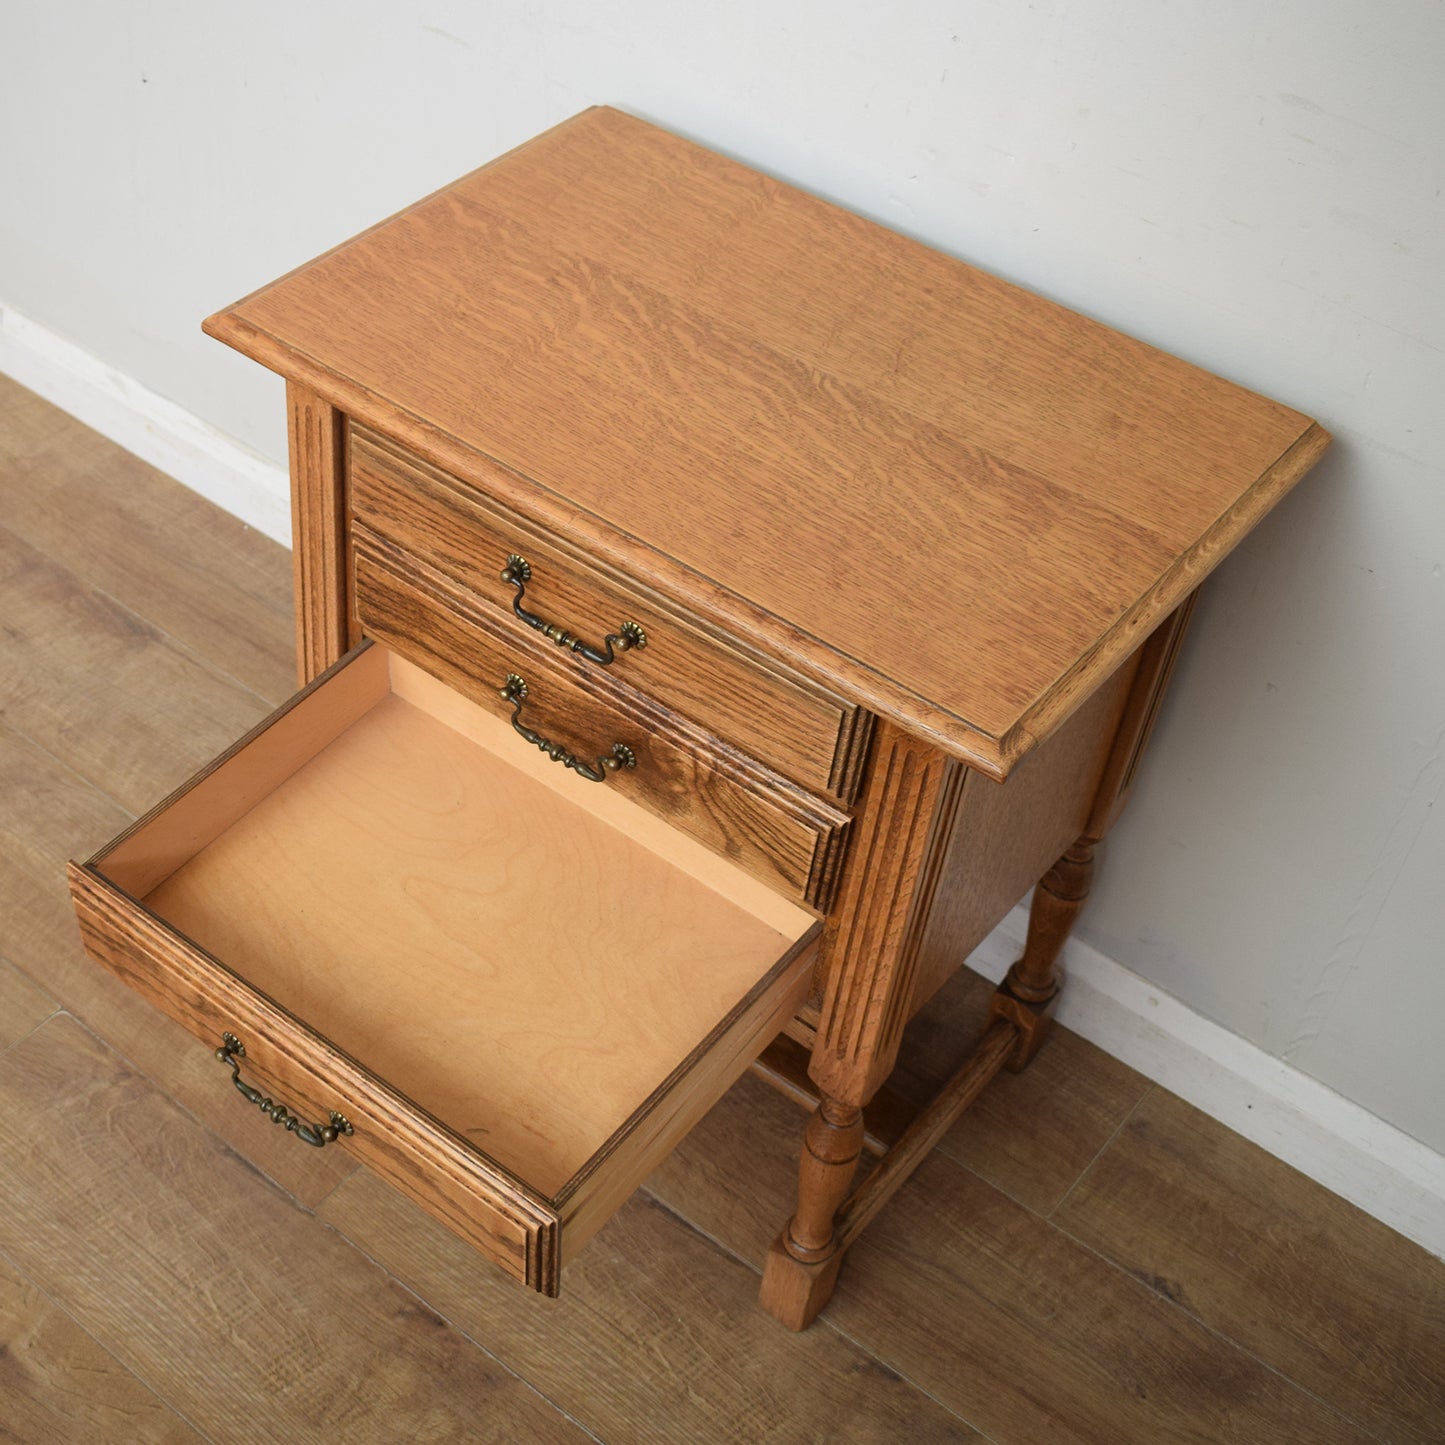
[0,1016,587,1445]
[1054,1089,1445,1443]
[0,520,271,817]
[0,381,294,703]
[0,720,358,1209]
[0,1253,203,1444]
[645,1073,1373,1444]
[321,1170,980,1444]
[0,954,58,1051]
[887,964,1152,1214]
[3,371,1442,1443]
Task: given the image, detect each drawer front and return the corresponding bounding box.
[353,526,851,912]
[348,425,872,803]
[69,862,560,1289]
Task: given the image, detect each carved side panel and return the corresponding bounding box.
[286,382,350,684]
[1085,591,1198,842]
[811,721,964,1107]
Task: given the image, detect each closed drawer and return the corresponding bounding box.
[348,424,872,803]
[353,525,851,913]
[69,642,818,1294]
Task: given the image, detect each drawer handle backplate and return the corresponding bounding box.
[500,553,647,666]
[215,1032,353,1148]
[499,673,637,783]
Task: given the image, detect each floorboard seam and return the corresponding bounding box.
[309,1214,608,1445]
[637,1181,994,1441]
[1046,1085,1154,1222]
[1046,1220,1389,1444]
[0,1239,221,1445]
[0,1007,61,1061]
[0,513,283,717]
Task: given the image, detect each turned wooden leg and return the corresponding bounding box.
[759,1095,865,1330]
[990,837,1095,1070]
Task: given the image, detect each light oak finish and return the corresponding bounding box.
[834,1018,1017,1254]
[287,381,350,683]
[10,378,1440,1439]
[350,423,872,801]
[1085,591,1199,841]
[206,106,1328,777]
[812,723,965,1110]
[761,722,964,1327]
[906,637,1142,1016]
[70,642,817,1292]
[352,526,851,911]
[73,106,1331,1338]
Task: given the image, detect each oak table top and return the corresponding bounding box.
[206,106,1328,778]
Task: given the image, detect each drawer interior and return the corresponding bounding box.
[94,644,816,1204]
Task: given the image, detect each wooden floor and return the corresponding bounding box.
[1,371,1442,1444]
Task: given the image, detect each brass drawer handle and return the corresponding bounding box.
[500,553,646,665]
[498,673,636,783]
[215,1032,353,1148]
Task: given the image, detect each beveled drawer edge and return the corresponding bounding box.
[69,860,564,1292]
[829,705,875,805]
[349,422,874,801]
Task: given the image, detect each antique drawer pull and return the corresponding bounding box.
[215,1032,353,1148]
[498,673,636,783]
[500,553,646,665]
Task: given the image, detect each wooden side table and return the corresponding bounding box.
[71,107,1328,1329]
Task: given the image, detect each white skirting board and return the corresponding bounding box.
[4,301,1443,1263]
[970,907,1445,1260]
[0,301,290,546]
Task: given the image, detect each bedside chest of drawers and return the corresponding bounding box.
[69,106,1329,1329]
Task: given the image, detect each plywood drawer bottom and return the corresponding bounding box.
[70,643,818,1294]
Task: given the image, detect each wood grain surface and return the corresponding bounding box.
[1,309,1429,1445]
[647,1073,1374,1445]
[287,381,350,683]
[128,665,808,1195]
[72,633,815,1289]
[0,1015,589,1444]
[353,528,851,909]
[886,965,1151,1216]
[206,106,1329,775]
[1054,1090,1445,1443]
[813,723,963,1106]
[0,523,272,815]
[0,1255,201,1444]
[321,1170,982,1444]
[0,381,293,703]
[350,423,872,800]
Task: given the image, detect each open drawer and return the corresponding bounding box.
[68,642,818,1294]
